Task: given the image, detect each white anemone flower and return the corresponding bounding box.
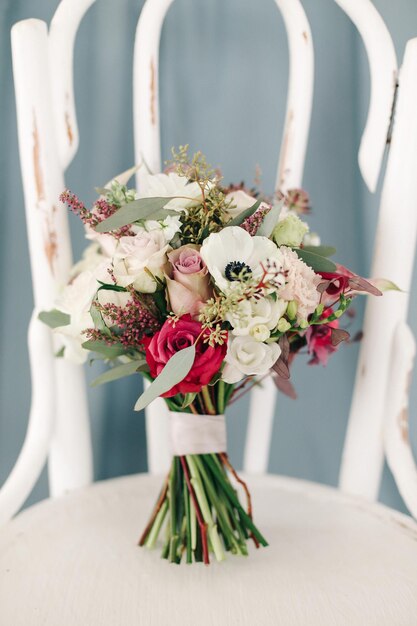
[200,226,283,293]
[139,172,207,212]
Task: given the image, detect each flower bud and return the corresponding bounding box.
[286,300,298,320]
[277,317,291,333]
[250,324,270,342]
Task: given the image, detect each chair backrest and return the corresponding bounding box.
[1,0,416,525]
[133,0,315,474]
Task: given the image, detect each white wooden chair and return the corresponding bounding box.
[1,1,417,624]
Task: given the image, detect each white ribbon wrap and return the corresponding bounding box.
[169,411,227,456]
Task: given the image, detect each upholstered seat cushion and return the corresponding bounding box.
[1,473,416,625]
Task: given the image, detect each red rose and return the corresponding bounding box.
[143,315,227,397]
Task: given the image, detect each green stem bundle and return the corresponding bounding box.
[139,453,268,565]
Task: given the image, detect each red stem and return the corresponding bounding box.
[219,453,260,549]
[228,374,269,406]
[180,456,210,565]
[138,474,169,546]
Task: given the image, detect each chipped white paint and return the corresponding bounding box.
[273,0,314,193]
[2,474,417,625]
[334,0,398,192]
[340,39,417,500]
[5,0,417,531]
[5,12,93,517]
[384,322,417,518]
[0,314,55,525]
[49,0,96,169]
[133,0,174,178]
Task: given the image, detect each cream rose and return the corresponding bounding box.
[226,295,287,338]
[139,172,207,212]
[54,259,111,363]
[221,335,281,384]
[112,230,170,293]
[224,189,257,220]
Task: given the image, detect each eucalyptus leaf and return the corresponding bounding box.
[91,359,147,387]
[302,245,337,258]
[38,309,71,329]
[227,199,261,227]
[256,200,284,237]
[134,344,196,411]
[294,248,337,273]
[90,303,111,337]
[370,278,402,293]
[95,197,179,233]
[82,340,129,359]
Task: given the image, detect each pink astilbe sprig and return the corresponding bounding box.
[240,203,272,236]
[85,296,162,349]
[60,190,99,228]
[60,190,135,238]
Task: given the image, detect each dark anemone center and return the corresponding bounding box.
[224,261,253,282]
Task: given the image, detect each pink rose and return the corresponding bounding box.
[143,315,227,396]
[166,245,213,318]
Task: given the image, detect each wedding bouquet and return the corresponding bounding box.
[40,147,387,565]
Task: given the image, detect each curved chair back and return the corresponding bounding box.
[2,0,416,526]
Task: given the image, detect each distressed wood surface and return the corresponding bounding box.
[340,39,417,501]
[49,0,96,168]
[384,322,417,518]
[0,314,55,525]
[9,16,93,509]
[334,0,398,192]
[1,474,417,626]
[273,0,314,192]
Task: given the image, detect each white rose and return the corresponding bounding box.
[226,295,287,337]
[54,260,110,363]
[224,190,257,219]
[250,324,270,342]
[113,230,170,293]
[69,243,106,278]
[221,335,281,384]
[85,227,118,258]
[141,214,182,244]
[138,172,207,212]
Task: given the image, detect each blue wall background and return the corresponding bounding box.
[1,0,416,512]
